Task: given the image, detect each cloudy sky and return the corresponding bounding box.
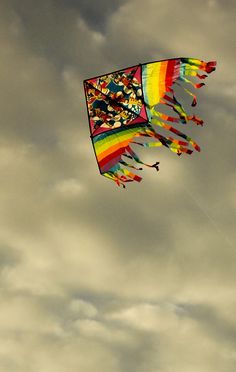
[0,0,236,371]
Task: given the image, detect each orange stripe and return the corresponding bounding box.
[159,61,168,98]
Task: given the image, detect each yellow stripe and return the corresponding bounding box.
[145,62,162,107]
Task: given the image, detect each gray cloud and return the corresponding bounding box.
[181,302,236,346]
[58,0,126,32]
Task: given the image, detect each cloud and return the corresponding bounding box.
[0,0,235,371]
[58,0,126,32]
[69,299,98,318]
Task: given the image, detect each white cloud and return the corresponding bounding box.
[69,299,98,318]
[108,302,180,332]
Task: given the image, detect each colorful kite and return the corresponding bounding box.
[84,58,216,187]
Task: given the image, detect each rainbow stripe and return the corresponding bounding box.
[93,123,151,173]
[142,59,178,110]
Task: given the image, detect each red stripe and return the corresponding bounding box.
[100,155,121,173]
[165,59,178,86]
[99,146,126,168]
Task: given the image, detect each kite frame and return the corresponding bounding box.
[83,57,216,181]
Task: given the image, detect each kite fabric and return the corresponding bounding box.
[84,58,216,187]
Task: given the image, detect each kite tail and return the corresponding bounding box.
[176,58,216,107]
[100,125,193,188]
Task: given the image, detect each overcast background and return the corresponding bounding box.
[0,0,236,371]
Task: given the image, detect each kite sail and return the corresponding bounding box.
[84,58,216,187]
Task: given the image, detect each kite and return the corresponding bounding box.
[84,58,216,187]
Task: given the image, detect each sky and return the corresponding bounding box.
[0,0,236,371]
